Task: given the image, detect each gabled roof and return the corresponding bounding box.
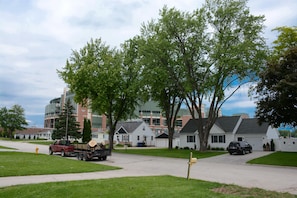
[156,133,169,139]
[155,132,180,139]
[180,116,241,134]
[115,120,143,133]
[236,118,269,134]
[215,116,241,132]
[180,119,203,133]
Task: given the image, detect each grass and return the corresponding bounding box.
[0,152,120,177]
[0,175,295,198]
[27,140,53,146]
[0,145,16,150]
[114,148,226,159]
[248,152,297,167]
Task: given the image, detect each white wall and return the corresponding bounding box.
[155,138,180,148]
[128,122,155,146]
[208,125,230,149]
[272,138,297,152]
[92,132,109,144]
[238,134,266,151]
[267,126,280,139]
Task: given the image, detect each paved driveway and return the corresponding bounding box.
[0,140,297,195]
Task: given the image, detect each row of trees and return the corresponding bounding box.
[58,0,296,151]
[58,0,267,151]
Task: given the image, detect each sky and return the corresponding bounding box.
[0,0,296,128]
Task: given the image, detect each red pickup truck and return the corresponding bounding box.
[49,140,75,157]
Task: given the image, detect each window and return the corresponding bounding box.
[175,120,182,127]
[143,118,150,125]
[187,135,195,143]
[151,136,154,141]
[137,136,140,141]
[211,135,225,143]
[123,135,129,142]
[152,118,160,126]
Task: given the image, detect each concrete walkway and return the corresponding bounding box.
[0,140,297,195]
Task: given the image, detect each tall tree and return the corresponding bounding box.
[137,0,267,151]
[138,8,192,149]
[255,26,297,127]
[255,47,297,127]
[271,26,297,59]
[52,99,81,140]
[82,118,92,143]
[58,38,142,152]
[0,105,28,139]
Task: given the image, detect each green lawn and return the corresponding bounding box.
[0,145,16,150]
[0,175,295,198]
[248,152,297,167]
[114,148,226,159]
[0,152,120,177]
[28,140,53,145]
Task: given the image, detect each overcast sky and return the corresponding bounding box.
[0,0,296,127]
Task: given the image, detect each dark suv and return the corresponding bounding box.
[227,141,252,155]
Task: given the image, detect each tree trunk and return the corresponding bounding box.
[199,128,210,151]
[9,129,13,140]
[168,127,174,149]
[108,128,114,153]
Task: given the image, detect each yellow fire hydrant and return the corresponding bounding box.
[35,146,39,155]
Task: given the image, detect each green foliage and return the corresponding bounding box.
[138,0,267,151]
[0,152,119,177]
[58,38,143,150]
[52,99,81,140]
[271,26,297,59]
[0,105,28,139]
[279,130,297,138]
[82,118,92,143]
[256,26,297,127]
[256,46,297,127]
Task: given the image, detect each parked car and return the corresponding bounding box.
[49,140,75,157]
[227,141,252,155]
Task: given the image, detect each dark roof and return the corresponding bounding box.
[215,116,241,132]
[180,119,203,133]
[156,133,169,139]
[115,121,143,133]
[155,132,180,139]
[236,118,269,134]
[180,116,241,134]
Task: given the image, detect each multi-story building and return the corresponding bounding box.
[44,88,206,133]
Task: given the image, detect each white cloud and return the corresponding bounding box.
[0,0,296,126]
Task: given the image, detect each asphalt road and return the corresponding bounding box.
[0,140,297,195]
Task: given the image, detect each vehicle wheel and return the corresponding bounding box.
[229,152,232,155]
[250,149,252,153]
[61,150,65,157]
[242,150,245,155]
[102,156,107,160]
[49,148,53,155]
[83,154,88,161]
